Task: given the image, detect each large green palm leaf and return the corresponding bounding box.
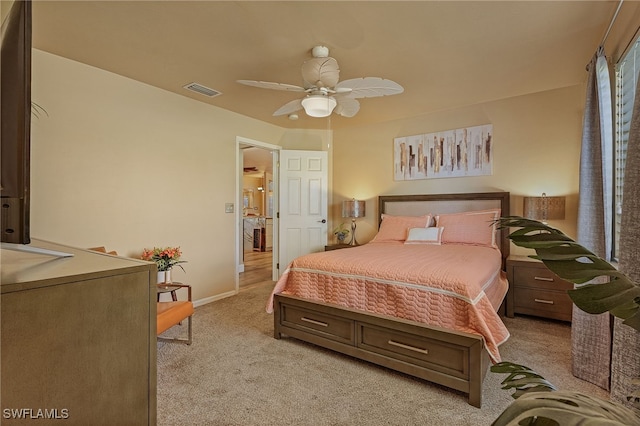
[492,390,640,425]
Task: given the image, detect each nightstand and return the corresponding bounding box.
[324,244,354,251]
[506,255,573,322]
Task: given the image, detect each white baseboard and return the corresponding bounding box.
[193,289,237,308]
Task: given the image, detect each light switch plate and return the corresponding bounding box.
[225,203,234,213]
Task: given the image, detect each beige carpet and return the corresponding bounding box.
[156,282,609,425]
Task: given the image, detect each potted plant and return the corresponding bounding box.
[492,217,640,425]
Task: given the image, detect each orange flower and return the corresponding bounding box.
[140,246,186,272]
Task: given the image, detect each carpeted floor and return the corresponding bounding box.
[156,282,609,425]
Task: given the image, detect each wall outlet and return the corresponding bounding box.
[225,203,234,213]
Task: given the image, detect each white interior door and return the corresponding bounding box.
[278,149,328,276]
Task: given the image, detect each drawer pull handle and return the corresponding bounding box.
[388,340,429,355]
[534,298,554,305]
[301,317,328,327]
[534,276,554,282]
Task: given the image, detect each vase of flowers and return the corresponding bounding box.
[333,224,350,243]
[141,246,187,283]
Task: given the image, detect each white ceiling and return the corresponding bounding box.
[31,1,627,134]
[242,146,274,176]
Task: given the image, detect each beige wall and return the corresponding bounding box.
[331,85,585,255]
[0,0,16,23]
[30,50,328,302]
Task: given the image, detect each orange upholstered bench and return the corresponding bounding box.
[157,283,193,345]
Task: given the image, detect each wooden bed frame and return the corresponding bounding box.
[273,191,510,408]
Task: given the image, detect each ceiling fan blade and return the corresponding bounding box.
[335,77,404,99]
[237,80,306,92]
[334,98,360,118]
[333,87,353,94]
[301,57,340,88]
[273,99,303,116]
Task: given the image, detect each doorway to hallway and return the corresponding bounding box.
[237,138,279,290]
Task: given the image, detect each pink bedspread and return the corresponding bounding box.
[267,242,510,362]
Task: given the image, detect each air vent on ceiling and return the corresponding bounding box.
[183,82,222,98]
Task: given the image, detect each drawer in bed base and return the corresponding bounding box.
[356,323,473,380]
[278,303,355,345]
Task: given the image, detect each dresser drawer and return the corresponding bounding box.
[280,304,355,344]
[513,266,574,291]
[357,323,469,379]
[513,287,573,321]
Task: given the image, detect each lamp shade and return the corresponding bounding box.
[301,95,337,118]
[523,193,565,221]
[342,200,366,218]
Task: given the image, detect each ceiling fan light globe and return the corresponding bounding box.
[312,45,329,58]
[301,95,337,118]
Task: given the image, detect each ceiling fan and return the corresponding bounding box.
[237,46,404,118]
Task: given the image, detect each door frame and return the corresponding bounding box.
[235,136,281,292]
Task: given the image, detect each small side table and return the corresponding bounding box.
[506,255,573,322]
[157,282,183,302]
[324,244,355,251]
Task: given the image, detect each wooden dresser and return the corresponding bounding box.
[506,255,573,322]
[1,239,157,425]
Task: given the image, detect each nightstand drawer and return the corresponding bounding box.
[513,266,573,291]
[513,287,573,321]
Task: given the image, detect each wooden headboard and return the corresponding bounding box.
[378,191,510,265]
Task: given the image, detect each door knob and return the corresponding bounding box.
[318,219,327,223]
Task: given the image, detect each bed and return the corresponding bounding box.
[268,191,510,407]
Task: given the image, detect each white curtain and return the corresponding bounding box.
[572,48,613,390]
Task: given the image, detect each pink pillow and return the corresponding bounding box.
[435,209,500,248]
[372,214,431,242]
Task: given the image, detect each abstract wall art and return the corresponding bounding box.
[393,124,493,181]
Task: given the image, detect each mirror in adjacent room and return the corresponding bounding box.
[267,180,273,218]
[243,189,254,216]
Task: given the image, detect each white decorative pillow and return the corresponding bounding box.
[404,227,444,245]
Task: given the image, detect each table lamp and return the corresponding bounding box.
[523,193,565,223]
[342,199,366,246]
